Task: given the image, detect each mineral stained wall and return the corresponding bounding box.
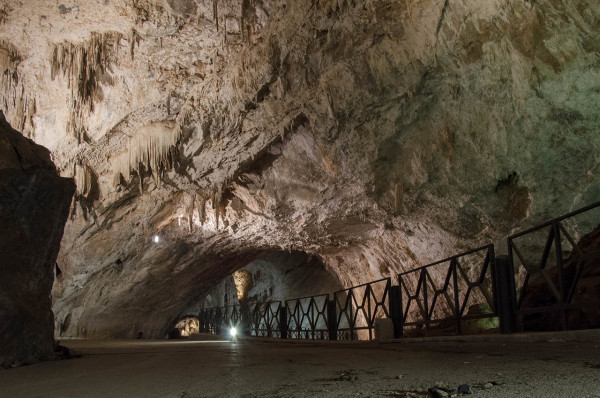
[0,0,598,338]
[0,113,75,368]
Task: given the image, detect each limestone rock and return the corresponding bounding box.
[0,113,75,368]
[192,251,342,310]
[0,0,598,338]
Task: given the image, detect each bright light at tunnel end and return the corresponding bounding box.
[229,327,237,337]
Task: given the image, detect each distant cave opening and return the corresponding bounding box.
[197,250,343,309]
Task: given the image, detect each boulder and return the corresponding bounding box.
[0,112,75,368]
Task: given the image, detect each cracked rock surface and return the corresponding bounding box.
[0,0,598,338]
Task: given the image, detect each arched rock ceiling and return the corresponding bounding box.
[1,0,599,338]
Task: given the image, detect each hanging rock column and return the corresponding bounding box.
[0,112,75,368]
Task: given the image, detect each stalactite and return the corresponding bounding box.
[199,197,206,225]
[212,187,221,229]
[129,29,138,60]
[74,163,94,198]
[394,183,403,214]
[213,0,219,31]
[189,193,195,232]
[50,31,124,141]
[240,14,243,42]
[138,163,144,194]
[215,203,220,229]
[112,121,182,187]
[0,41,36,136]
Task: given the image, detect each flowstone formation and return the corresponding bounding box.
[0,0,598,338]
[0,113,75,368]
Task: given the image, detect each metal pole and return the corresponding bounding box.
[506,238,520,332]
[349,291,355,340]
[327,296,338,341]
[389,285,403,338]
[367,284,373,340]
[452,258,461,335]
[280,305,288,339]
[215,308,223,335]
[495,255,517,334]
[422,271,429,336]
[553,221,568,330]
[240,303,250,336]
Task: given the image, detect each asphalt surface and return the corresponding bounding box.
[1,332,600,397]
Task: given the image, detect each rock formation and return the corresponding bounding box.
[0,0,598,339]
[192,251,343,308]
[172,251,342,337]
[0,112,75,368]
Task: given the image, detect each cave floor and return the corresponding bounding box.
[1,332,600,398]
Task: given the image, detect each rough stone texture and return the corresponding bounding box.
[191,251,343,309]
[171,251,342,337]
[0,112,75,368]
[0,0,598,338]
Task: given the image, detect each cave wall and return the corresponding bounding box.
[189,251,343,313]
[0,0,598,338]
[0,113,75,368]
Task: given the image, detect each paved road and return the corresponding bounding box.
[1,333,600,397]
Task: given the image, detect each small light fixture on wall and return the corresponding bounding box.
[153,235,160,243]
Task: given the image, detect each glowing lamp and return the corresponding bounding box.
[230,327,237,337]
[153,235,160,243]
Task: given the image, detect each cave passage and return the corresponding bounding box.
[1,0,600,395]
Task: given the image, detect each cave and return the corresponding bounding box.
[1,0,600,396]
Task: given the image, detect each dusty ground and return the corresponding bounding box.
[1,332,600,398]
